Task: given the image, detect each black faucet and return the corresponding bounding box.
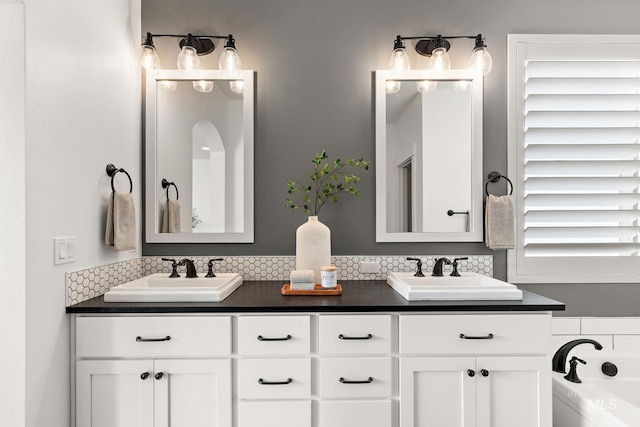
[178,258,198,278]
[432,257,452,276]
[406,257,425,277]
[552,339,603,373]
[564,356,586,383]
[205,258,224,278]
[161,258,180,278]
[450,257,468,277]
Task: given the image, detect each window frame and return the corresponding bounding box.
[507,34,640,284]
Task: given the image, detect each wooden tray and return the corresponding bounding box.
[281,284,342,296]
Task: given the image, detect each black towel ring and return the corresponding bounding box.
[161,178,179,201]
[485,171,513,197]
[106,164,133,193]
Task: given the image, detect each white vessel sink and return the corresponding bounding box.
[104,273,243,302]
[387,271,523,301]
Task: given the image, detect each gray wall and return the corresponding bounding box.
[142,0,640,316]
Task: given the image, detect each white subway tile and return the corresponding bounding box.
[581,318,640,335]
[552,318,581,335]
[613,335,640,351]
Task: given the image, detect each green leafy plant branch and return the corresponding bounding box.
[286,150,370,216]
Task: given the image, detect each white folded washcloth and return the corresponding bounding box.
[290,269,315,283]
[485,194,515,250]
[290,281,316,290]
[161,200,181,233]
[105,191,136,251]
[290,269,316,290]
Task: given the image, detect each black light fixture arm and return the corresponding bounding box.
[142,32,236,55]
[397,34,484,42]
[394,33,486,56]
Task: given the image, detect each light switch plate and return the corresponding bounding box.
[54,236,77,265]
[360,261,381,274]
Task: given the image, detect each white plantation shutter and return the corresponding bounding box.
[507,35,640,283]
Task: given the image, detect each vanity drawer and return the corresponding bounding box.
[400,314,551,355]
[238,401,311,427]
[319,315,392,355]
[237,358,311,399]
[318,400,392,427]
[75,316,231,358]
[237,315,310,355]
[318,357,392,398]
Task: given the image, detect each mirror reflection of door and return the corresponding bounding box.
[385,80,472,234]
[399,158,413,232]
[192,120,225,232]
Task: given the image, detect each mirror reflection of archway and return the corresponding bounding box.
[192,120,225,232]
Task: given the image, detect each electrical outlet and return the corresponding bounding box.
[54,236,77,265]
[360,261,381,274]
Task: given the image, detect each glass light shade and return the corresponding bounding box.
[219,47,242,78]
[140,45,161,75]
[230,80,245,93]
[417,80,437,93]
[193,80,214,93]
[429,47,451,71]
[385,80,401,94]
[177,46,200,75]
[468,46,493,75]
[388,48,411,77]
[159,80,177,91]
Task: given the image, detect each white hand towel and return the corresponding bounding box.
[105,192,136,251]
[485,194,515,250]
[160,200,181,233]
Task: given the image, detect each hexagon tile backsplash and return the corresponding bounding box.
[66,255,493,306]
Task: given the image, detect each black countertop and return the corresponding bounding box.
[66,280,565,314]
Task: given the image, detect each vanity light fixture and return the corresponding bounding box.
[388,34,492,75]
[140,32,244,91]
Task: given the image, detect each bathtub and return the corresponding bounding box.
[553,351,640,427]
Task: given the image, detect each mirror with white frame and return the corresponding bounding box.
[145,70,254,243]
[375,70,483,242]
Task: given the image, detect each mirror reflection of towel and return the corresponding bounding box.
[105,192,136,251]
[485,194,515,250]
[161,200,181,233]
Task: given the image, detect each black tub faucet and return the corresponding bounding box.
[178,259,198,278]
[564,356,586,383]
[552,339,603,373]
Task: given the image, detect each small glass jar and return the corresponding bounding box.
[320,265,338,289]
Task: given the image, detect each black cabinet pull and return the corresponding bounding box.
[467,369,475,377]
[338,334,373,340]
[140,372,149,380]
[155,372,164,380]
[136,335,171,342]
[257,335,292,341]
[258,378,293,385]
[481,369,490,377]
[459,333,494,340]
[339,377,373,384]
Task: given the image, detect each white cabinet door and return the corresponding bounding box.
[154,359,232,427]
[76,360,154,427]
[400,357,476,427]
[475,356,551,427]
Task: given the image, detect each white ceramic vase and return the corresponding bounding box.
[296,216,331,284]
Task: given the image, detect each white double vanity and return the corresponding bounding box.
[68,280,563,427]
